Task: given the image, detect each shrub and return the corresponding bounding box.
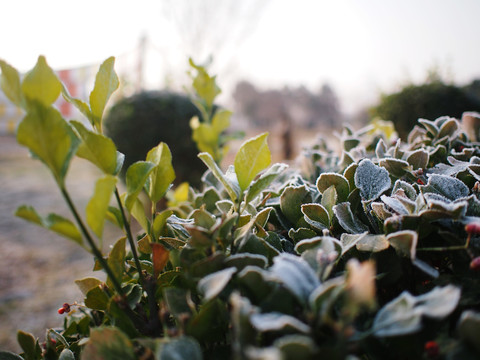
[370,81,480,139]
[104,90,205,187]
[2,56,480,359]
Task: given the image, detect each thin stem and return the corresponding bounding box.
[60,186,124,296]
[114,188,161,335]
[61,186,149,333]
[114,188,146,286]
[417,234,471,252]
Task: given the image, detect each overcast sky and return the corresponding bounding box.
[1,0,479,113]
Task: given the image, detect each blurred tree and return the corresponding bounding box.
[233,80,342,129]
[370,79,480,139]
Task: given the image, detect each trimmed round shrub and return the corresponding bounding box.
[370,82,480,139]
[104,91,205,186]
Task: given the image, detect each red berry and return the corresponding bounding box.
[466,222,480,234]
[62,303,71,313]
[424,341,439,358]
[470,257,480,271]
[57,307,65,314]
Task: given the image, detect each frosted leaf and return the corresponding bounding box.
[355,159,391,202]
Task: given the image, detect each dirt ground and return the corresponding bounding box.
[0,134,120,352]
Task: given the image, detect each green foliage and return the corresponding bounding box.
[3,56,480,360]
[188,59,240,165]
[371,80,480,139]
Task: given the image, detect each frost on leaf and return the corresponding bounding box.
[355,159,391,202]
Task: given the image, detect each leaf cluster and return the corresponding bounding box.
[2,57,480,360]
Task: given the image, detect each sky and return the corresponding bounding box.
[1,0,480,114]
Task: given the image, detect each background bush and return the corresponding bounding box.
[104,91,205,186]
[370,80,480,139]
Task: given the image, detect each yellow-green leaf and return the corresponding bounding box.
[124,194,149,232]
[189,58,221,108]
[146,143,176,203]
[15,205,43,225]
[107,237,126,290]
[82,327,135,360]
[167,182,190,207]
[71,121,119,174]
[212,109,232,134]
[234,132,271,191]
[62,84,93,124]
[124,161,155,210]
[75,277,102,296]
[191,120,218,158]
[152,209,173,240]
[89,57,119,130]
[0,59,24,108]
[21,56,62,106]
[86,175,117,239]
[198,152,239,201]
[45,214,83,246]
[16,103,78,184]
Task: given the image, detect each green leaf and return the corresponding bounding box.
[191,119,218,158]
[85,286,110,310]
[86,175,117,239]
[387,230,418,259]
[15,205,42,225]
[301,203,330,231]
[234,132,271,191]
[156,336,203,360]
[458,310,480,354]
[246,163,288,204]
[421,174,469,201]
[274,335,317,359]
[198,267,237,302]
[373,286,460,337]
[146,143,176,203]
[270,254,320,305]
[71,120,119,174]
[89,57,119,130]
[107,237,126,290]
[17,103,79,184]
[45,213,83,245]
[17,330,37,360]
[82,327,135,360]
[61,83,93,122]
[250,312,310,334]
[125,161,156,210]
[372,291,422,337]
[189,58,221,108]
[21,55,61,106]
[333,202,369,234]
[0,59,23,108]
[224,253,268,271]
[198,152,239,201]
[280,185,313,225]
[15,205,83,245]
[316,173,350,202]
[152,209,174,240]
[128,195,150,232]
[58,349,75,360]
[406,149,429,170]
[354,159,391,202]
[75,277,102,295]
[212,109,232,134]
[321,185,337,221]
